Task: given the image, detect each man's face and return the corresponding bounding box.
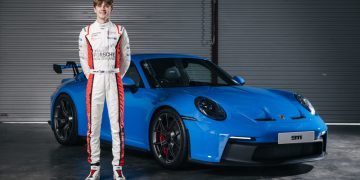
[94,2,112,21]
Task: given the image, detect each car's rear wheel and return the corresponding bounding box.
[150,108,188,169]
[53,94,79,145]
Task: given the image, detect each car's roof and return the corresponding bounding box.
[131,53,208,63]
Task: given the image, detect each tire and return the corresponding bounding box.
[52,93,79,145]
[149,108,188,169]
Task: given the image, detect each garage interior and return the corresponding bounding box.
[0,0,359,179]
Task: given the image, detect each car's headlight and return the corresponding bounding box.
[294,94,316,115]
[195,97,226,120]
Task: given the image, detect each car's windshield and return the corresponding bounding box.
[141,58,238,88]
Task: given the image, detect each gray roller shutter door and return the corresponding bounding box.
[219,0,360,123]
[0,0,212,122]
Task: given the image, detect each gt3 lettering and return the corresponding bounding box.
[291,135,302,140]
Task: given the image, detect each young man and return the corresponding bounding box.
[79,0,130,179]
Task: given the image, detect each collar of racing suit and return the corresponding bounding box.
[94,20,112,29]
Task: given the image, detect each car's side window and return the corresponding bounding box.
[184,63,211,83]
[142,59,188,88]
[124,63,145,88]
[155,60,183,87]
[183,62,227,85]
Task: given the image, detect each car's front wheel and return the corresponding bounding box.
[52,94,79,145]
[150,108,188,169]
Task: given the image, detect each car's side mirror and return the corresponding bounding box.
[233,76,245,86]
[123,77,137,93]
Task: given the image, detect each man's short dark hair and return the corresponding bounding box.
[93,0,113,7]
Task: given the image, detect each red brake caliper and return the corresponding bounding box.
[159,133,169,156]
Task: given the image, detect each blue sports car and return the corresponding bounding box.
[50,54,327,168]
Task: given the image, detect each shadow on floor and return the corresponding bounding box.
[0,123,359,180]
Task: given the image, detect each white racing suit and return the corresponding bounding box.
[79,21,130,167]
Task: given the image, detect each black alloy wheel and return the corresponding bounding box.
[53,94,79,145]
[150,108,188,169]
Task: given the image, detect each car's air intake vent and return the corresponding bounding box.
[291,115,305,120]
[255,118,275,121]
[252,142,323,162]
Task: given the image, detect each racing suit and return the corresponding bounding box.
[79,20,130,167]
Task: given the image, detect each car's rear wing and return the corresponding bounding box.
[53,61,81,77]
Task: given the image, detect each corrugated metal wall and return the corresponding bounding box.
[0,0,212,121]
[219,0,360,123]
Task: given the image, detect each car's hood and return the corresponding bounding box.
[165,86,303,121]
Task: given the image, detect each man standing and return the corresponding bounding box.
[79,0,130,179]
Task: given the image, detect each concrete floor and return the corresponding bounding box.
[0,123,359,180]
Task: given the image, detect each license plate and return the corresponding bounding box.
[278,131,315,144]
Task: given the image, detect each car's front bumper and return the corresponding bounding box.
[188,133,327,166]
[183,114,328,165]
[220,133,327,166]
